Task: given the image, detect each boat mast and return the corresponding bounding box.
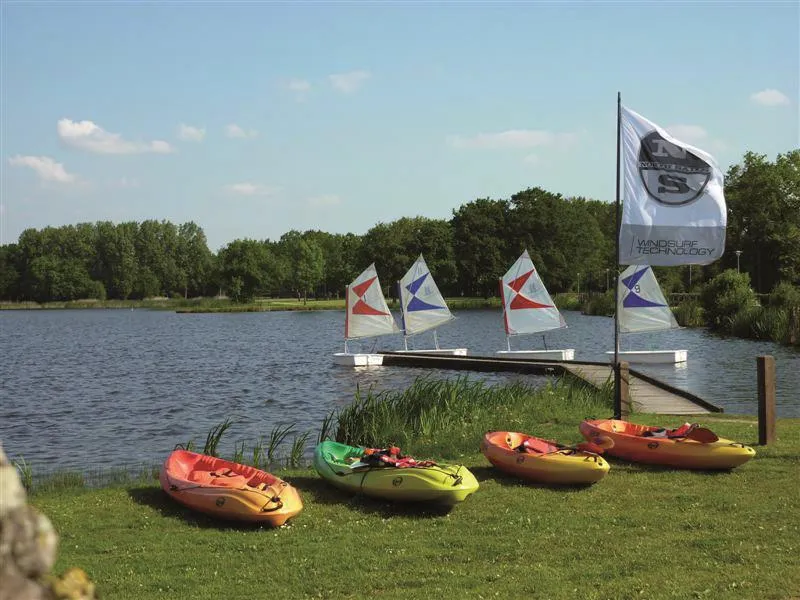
[344,284,350,354]
[397,280,409,350]
[613,91,623,419]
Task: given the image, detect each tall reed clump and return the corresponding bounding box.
[582,292,615,317]
[553,293,581,311]
[674,297,705,327]
[326,374,612,459]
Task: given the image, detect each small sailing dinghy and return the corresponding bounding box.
[606,265,687,364]
[396,254,467,356]
[496,250,575,360]
[333,263,400,367]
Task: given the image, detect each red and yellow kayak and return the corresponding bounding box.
[480,431,610,485]
[159,450,303,525]
[579,419,756,470]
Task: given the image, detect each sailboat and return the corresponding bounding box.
[332,263,401,367]
[605,265,687,364]
[396,254,467,356]
[496,250,575,361]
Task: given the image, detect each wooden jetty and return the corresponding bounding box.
[379,352,722,415]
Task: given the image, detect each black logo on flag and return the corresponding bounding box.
[638,132,712,206]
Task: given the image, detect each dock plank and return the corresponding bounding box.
[379,352,720,415]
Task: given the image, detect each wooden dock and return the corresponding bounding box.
[379,352,722,415]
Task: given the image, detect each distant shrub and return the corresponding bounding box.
[554,293,581,311]
[767,281,800,311]
[700,269,760,331]
[674,298,705,327]
[582,292,614,317]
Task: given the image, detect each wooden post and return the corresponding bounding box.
[619,360,631,418]
[757,355,776,445]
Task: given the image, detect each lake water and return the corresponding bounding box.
[1,308,797,474]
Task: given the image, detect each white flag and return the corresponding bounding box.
[620,105,726,266]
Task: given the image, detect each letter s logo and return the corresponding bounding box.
[657,174,691,195]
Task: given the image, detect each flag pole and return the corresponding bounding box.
[613,91,622,419]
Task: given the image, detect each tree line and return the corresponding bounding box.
[0,149,797,304]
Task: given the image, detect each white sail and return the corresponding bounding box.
[500,250,566,336]
[399,254,455,337]
[344,263,400,340]
[617,265,679,333]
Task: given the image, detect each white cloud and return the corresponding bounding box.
[750,88,791,107]
[665,124,708,144]
[57,118,174,154]
[224,183,278,196]
[665,124,727,155]
[287,79,311,93]
[447,129,578,150]
[225,124,258,139]
[308,194,341,207]
[522,154,540,165]
[117,176,140,188]
[177,123,206,142]
[8,155,76,183]
[284,78,312,102]
[329,70,371,94]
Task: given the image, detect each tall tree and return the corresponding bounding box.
[279,231,324,303]
[450,198,510,297]
[725,150,800,293]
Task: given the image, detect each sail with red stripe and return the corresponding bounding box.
[500,250,566,336]
[344,263,400,340]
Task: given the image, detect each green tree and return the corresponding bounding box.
[279,231,324,304]
[451,198,511,297]
[218,239,271,302]
[724,150,800,293]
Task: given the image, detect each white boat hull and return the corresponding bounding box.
[605,350,688,364]
[332,353,384,367]
[396,348,468,356]
[495,349,575,361]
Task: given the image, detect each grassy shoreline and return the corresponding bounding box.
[20,376,800,599]
[0,295,508,313]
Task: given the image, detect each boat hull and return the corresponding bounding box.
[480,431,609,485]
[605,350,687,364]
[332,352,384,366]
[496,349,575,361]
[159,450,303,525]
[313,441,479,505]
[579,419,756,470]
[395,348,468,356]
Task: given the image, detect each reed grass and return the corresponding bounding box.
[202,418,233,456]
[13,455,33,491]
[674,298,705,327]
[329,374,612,457]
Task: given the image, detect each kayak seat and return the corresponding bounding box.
[188,470,215,483]
[210,475,248,488]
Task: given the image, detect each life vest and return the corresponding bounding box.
[360,447,437,468]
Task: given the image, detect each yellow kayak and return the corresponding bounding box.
[313,441,479,505]
[480,431,610,485]
[580,419,756,470]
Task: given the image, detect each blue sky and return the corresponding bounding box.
[2,1,797,251]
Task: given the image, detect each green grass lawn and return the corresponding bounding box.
[29,408,799,600]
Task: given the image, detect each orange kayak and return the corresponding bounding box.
[579,419,756,470]
[480,431,610,485]
[159,450,303,525]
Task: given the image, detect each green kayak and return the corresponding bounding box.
[313,440,479,505]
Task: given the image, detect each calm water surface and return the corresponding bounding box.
[1,308,797,474]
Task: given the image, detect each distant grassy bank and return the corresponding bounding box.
[22,375,800,600]
[0,295,527,313]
